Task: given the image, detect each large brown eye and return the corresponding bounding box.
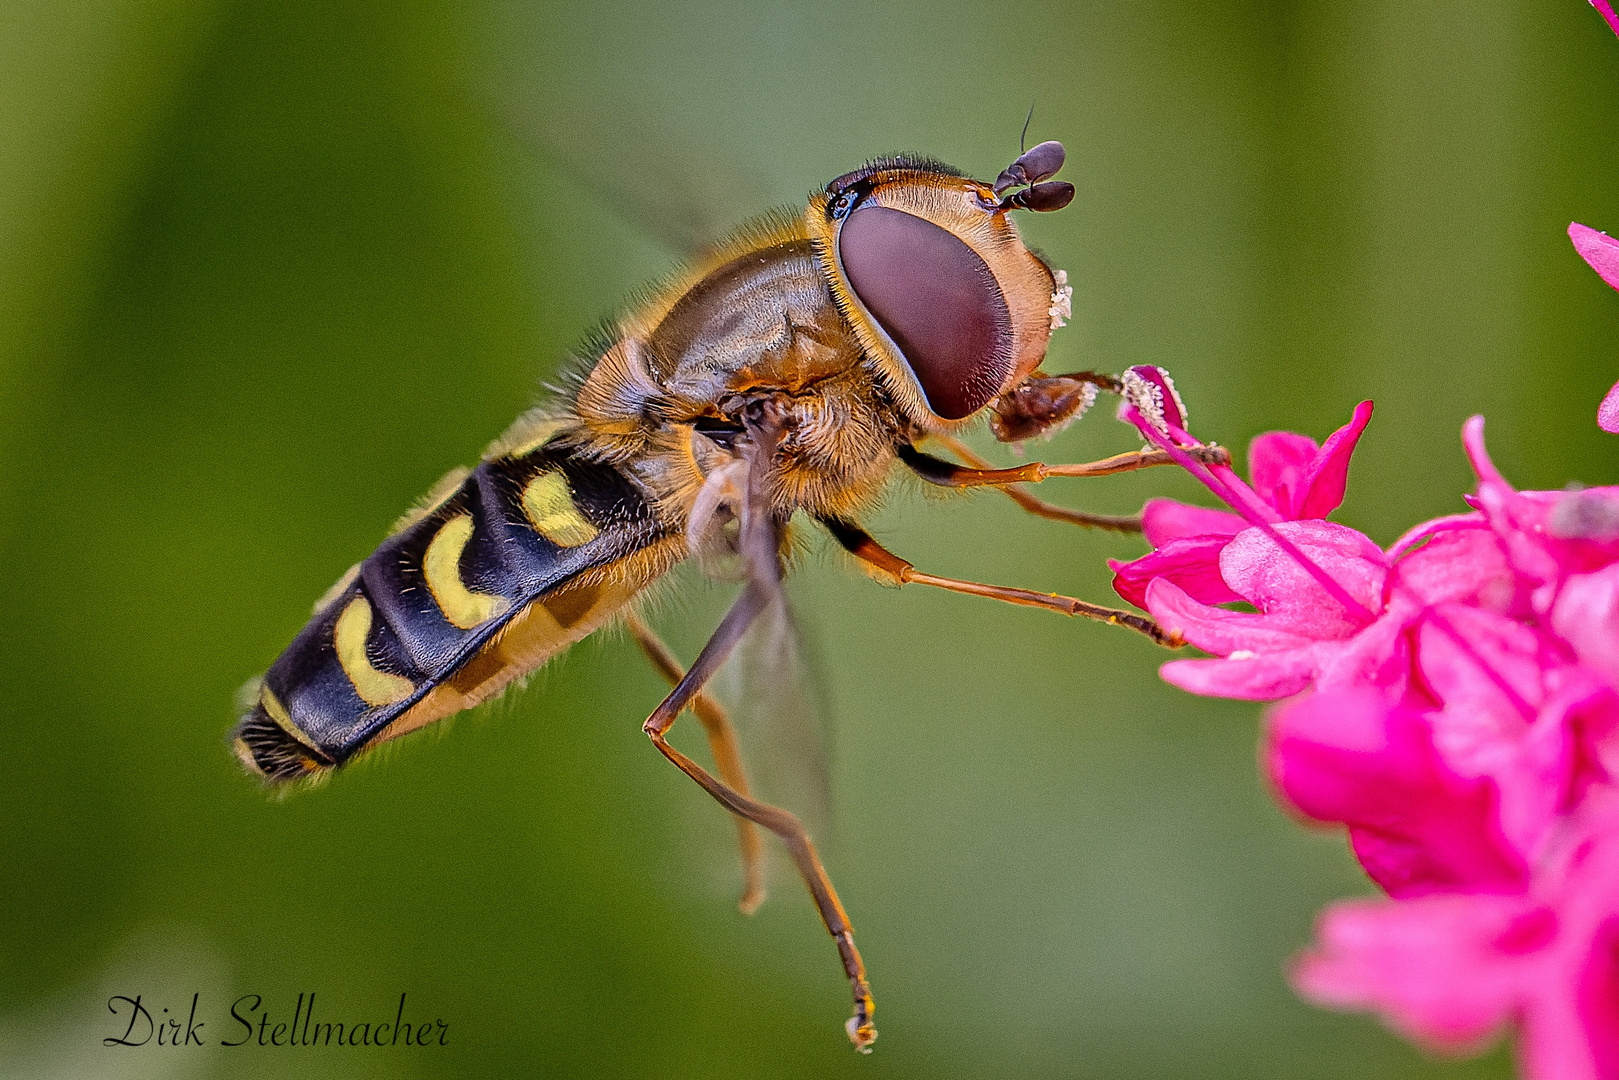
[836,206,1013,420]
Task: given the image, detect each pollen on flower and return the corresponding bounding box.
[1048,268,1073,330]
[1120,366,1190,437]
[1121,368,1168,435]
[1162,373,1188,427]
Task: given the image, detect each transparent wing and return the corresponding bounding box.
[505,108,773,257]
[675,447,838,852]
[711,574,834,843]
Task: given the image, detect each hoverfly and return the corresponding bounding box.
[232,140,1225,1051]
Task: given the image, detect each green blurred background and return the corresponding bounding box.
[3,1,1617,1077]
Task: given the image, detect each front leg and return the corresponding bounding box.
[925,434,1145,534]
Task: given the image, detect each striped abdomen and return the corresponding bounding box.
[234,438,679,783]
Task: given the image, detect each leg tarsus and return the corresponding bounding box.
[1044,369,1125,394]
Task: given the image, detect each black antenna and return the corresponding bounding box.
[1020,102,1036,154]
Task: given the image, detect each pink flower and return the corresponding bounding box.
[1267,624,1619,898]
[1464,416,1619,586]
[1144,521,1402,700]
[1566,224,1619,435]
[1293,797,1619,1080]
[1109,364,1619,1078]
[1267,689,1528,897]
[1572,3,1619,432]
[1099,7,1619,1072]
[1110,400,1373,608]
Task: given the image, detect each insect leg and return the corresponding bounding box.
[926,433,1144,534]
[819,516,1182,648]
[640,581,877,1052]
[624,609,766,915]
[898,441,1230,487]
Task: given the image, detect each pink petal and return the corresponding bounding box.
[1312,611,1412,697]
[1296,400,1375,520]
[1575,917,1619,1079]
[1388,513,1489,563]
[1521,813,1619,1080]
[1247,431,1319,517]
[1295,806,1619,1080]
[1534,226,1619,429]
[1140,497,1245,548]
[1543,679,1619,822]
[1463,417,1570,586]
[1159,651,1318,700]
[1552,565,1619,685]
[1463,416,1507,492]
[1545,487,1619,573]
[1472,485,1567,589]
[1144,577,1318,655]
[1419,604,1548,734]
[1268,691,1527,896]
[1571,222,1619,293]
[1388,526,1516,613]
[1123,365,1189,435]
[1590,1,1619,42]
[1294,894,1535,1051]
[1110,535,1242,609]
[1219,521,1388,639]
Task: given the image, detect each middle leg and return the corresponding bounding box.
[897,440,1230,488]
[819,516,1183,648]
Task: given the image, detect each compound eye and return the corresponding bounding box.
[836,207,1013,420]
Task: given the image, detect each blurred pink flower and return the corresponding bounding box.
[1268,689,1529,897]
[1577,3,1619,429]
[1295,797,1619,1080]
[1567,220,1619,435]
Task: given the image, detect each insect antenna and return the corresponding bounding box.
[993,132,1074,213]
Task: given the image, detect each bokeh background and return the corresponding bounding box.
[3,1,1618,1077]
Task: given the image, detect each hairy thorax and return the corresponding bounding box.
[566,233,901,526]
